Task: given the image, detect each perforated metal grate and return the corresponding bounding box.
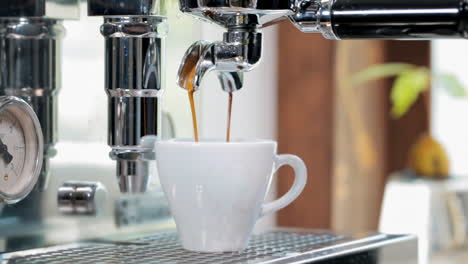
[7,231,349,264]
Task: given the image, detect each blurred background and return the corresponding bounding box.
[51,0,468,262]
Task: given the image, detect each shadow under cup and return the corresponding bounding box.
[155,139,307,252]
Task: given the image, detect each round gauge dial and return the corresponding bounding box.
[0,96,43,204]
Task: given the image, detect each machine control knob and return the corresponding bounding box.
[57,181,107,216]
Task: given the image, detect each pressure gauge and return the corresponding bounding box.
[0,96,43,204]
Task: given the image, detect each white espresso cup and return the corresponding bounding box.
[155,139,307,252]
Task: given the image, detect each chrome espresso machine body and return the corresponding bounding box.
[177,0,468,91]
[2,0,468,263]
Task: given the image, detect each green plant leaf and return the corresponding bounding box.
[391,68,431,118]
[435,73,467,97]
[350,63,414,86]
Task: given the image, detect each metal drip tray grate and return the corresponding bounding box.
[6,231,348,264]
[3,229,401,264]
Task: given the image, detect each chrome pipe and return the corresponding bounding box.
[100,16,166,193]
[291,0,468,39]
[88,0,166,193]
[0,18,65,190]
[58,181,107,216]
[116,160,150,193]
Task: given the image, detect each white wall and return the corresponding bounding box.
[432,40,468,176]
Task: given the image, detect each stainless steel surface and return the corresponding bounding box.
[0,229,417,263]
[98,16,166,193]
[0,18,63,191]
[328,0,468,39]
[178,0,293,28]
[290,0,337,39]
[177,0,270,93]
[116,160,150,193]
[177,0,468,88]
[0,0,173,246]
[177,29,260,92]
[0,0,80,20]
[218,72,244,93]
[173,0,332,92]
[0,96,43,204]
[57,181,107,216]
[178,0,289,93]
[219,29,262,71]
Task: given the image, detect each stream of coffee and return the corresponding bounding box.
[179,60,234,142]
[178,57,200,142]
[226,92,233,142]
[185,68,199,142]
[188,90,199,142]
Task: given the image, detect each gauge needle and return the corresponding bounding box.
[0,138,13,165]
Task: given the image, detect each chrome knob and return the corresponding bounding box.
[57,181,107,216]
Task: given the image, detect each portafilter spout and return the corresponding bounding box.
[177,28,261,92]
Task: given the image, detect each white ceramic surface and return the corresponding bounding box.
[155,139,307,252]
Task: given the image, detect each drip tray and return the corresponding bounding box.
[1,229,417,264]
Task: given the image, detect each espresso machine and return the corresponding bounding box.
[2,0,468,263]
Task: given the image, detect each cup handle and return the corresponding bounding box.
[261,154,307,217]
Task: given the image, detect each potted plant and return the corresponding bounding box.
[352,63,466,179]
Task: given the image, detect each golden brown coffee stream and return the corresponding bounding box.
[186,68,199,142]
[179,57,200,142]
[226,92,233,142]
[179,56,234,142]
[188,90,199,142]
